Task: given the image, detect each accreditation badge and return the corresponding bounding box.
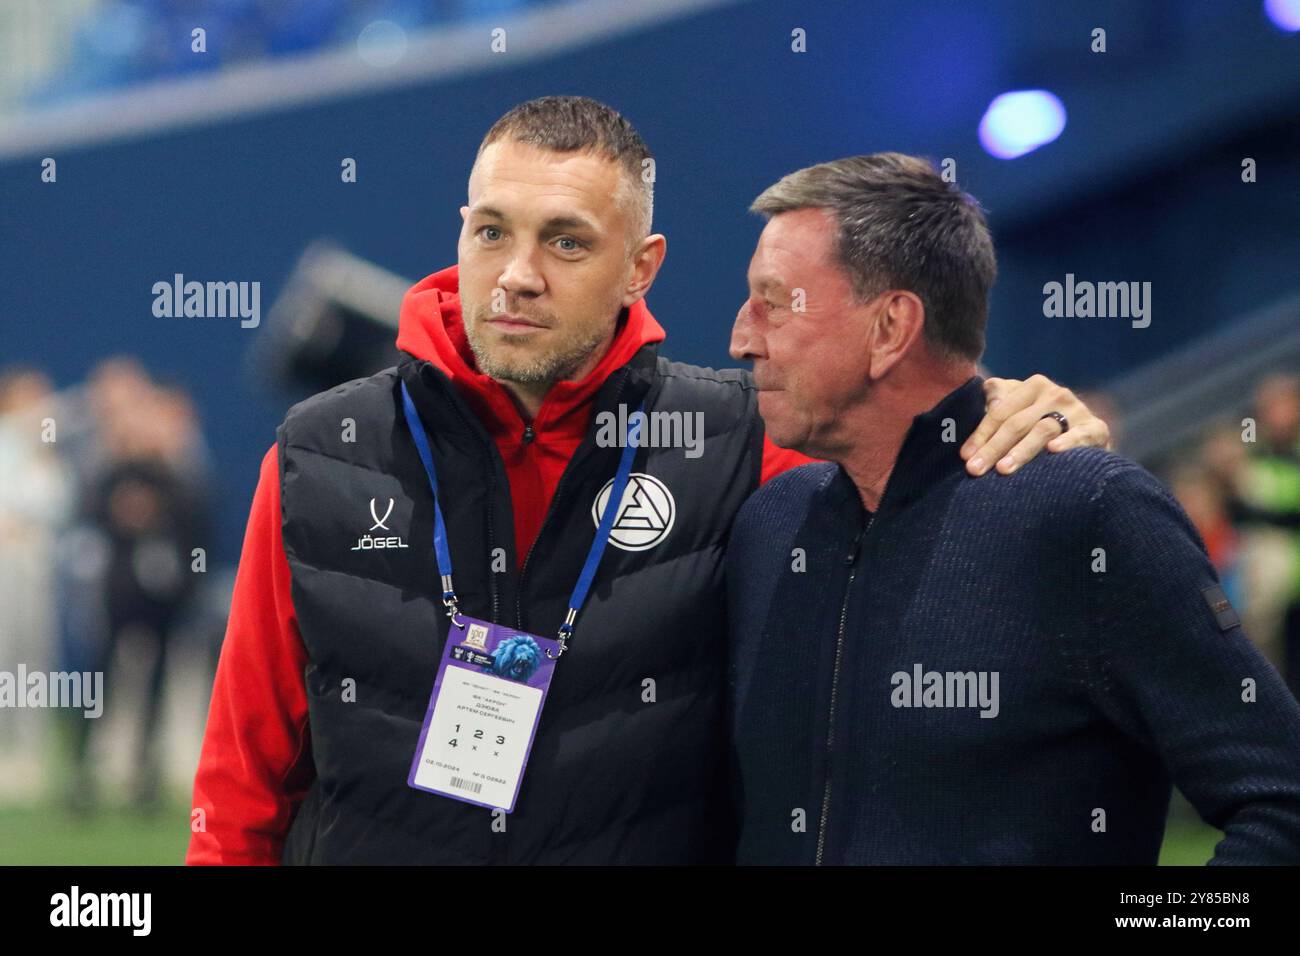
[407,615,560,812]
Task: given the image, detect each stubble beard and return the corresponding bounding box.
[464,302,616,387]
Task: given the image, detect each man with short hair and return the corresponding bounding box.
[726,153,1300,865]
[188,100,1107,865]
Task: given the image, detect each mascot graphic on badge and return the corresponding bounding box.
[488,634,542,683]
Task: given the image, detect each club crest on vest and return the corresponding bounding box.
[592,473,675,552]
[352,496,409,551]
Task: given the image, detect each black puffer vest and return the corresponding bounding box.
[277,345,763,863]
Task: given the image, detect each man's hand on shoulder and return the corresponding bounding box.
[961,374,1112,477]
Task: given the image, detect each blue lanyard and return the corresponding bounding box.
[399,379,643,660]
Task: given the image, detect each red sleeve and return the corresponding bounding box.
[186,443,314,865]
[759,434,818,485]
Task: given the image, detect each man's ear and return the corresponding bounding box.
[459,205,469,223]
[623,234,667,307]
[866,290,926,381]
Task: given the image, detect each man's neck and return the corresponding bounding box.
[500,381,550,421]
[832,363,975,512]
[496,325,618,422]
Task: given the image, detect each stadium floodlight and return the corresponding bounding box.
[978,89,1067,160]
[1265,0,1300,32]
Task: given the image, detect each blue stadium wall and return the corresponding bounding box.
[3,0,1299,562]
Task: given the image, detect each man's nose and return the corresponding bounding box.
[729,300,760,362]
[498,247,545,298]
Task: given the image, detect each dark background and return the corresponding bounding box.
[4,0,1298,562]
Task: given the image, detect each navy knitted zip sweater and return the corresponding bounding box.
[726,376,1300,864]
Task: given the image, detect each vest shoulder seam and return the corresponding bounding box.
[280,441,399,475]
[282,368,399,421]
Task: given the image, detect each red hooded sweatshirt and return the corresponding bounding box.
[186,266,812,864]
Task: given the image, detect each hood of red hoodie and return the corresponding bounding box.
[396,264,666,442]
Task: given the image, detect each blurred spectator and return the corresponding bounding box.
[1171,460,1242,601]
[1221,374,1300,696]
[64,360,213,814]
[0,367,74,800]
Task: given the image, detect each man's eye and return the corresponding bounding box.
[554,237,582,252]
[479,226,503,241]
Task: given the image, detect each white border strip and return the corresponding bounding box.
[0,0,744,160]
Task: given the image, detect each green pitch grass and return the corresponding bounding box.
[0,802,189,866]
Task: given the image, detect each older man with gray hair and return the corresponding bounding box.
[726,153,1300,865]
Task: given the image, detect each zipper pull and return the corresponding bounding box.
[844,515,872,565]
[522,424,535,444]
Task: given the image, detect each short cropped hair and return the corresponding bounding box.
[750,153,996,361]
[478,95,653,248]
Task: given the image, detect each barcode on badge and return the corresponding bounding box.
[449,776,483,794]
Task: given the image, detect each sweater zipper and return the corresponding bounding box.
[513,422,539,630]
[814,512,873,866]
[487,422,540,865]
[515,370,631,632]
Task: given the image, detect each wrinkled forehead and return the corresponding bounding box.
[747,207,841,292]
[467,140,627,229]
